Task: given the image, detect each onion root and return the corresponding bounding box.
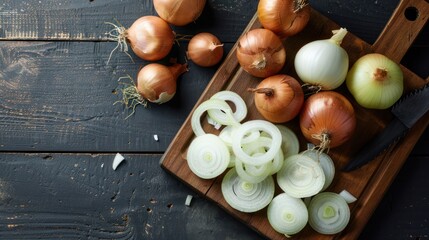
[114,75,148,119]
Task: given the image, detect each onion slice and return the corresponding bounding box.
[232,120,282,166]
[276,125,300,157]
[339,190,357,204]
[208,90,248,123]
[301,148,335,191]
[191,98,239,136]
[112,153,125,170]
[276,154,325,198]
[267,193,308,236]
[186,134,230,179]
[221,168,275,213]
[308,192,351,234]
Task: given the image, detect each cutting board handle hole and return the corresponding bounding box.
[404,6,419,21]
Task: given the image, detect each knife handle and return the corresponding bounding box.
[342,118,408,171]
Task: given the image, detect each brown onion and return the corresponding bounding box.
[249,75,304,123]
[300,91,356,150]
[154,0,206,26]
[236,28,286,78]
[187,33,224,67]
[137,63,188,104]
[127,16,175,61]
[257,0,311,38]
[106,16,175,63]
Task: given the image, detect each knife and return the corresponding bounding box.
[342,83,429,171]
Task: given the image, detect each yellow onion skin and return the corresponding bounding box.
[126,16,175,61]
[153,0,206,26]
[251,75,304,123]
[187,33,224,67]
[346,53,404,110]
[257,0,311,38]
[300,91,356,148]
[236,28,286,78]
[137,63,188,104]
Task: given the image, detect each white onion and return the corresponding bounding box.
[232,120,282,166]
[276,125,300,157]
[294,28,349,90]
[235,156,272,183]
[339,189,357,204]
[186,133,230,179]
[208,90,248,123]
[267,193,308,236]
[191,98,239,136]
[276,154,325,198]
[301,149,335,191]
[221,168,275,213]
[308,192,351,234]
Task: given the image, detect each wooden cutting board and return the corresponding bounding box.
[160,0,429,239]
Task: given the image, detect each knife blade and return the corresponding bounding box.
[342,84,429,171]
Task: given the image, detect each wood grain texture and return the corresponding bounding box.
[0,153,263,239]
[0,0,257,42]
[0,0,428,239]
[161,1,429,239]
[0,41,235,152]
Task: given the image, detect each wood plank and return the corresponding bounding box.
[0,0,257,42]
[0,41,233,152]
[0,153,262,239]
[160,1,429,239]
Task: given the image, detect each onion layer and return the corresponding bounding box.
[236,28,286,78]
[232,120,282,166]
[301,148,335,191]
[186,133,230,179]
[308,192,351,234]
[191,98,239,136]
[222,168,275,213]
[267,193,308,236]
[276,154,325,198]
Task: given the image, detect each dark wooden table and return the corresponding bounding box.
[0,0,428,239]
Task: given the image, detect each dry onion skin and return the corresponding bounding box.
[116,63,188,118]
[236,28,286,78]
[257,0,311,38]
[187,33,224,67]
[249,74,304,123]
[106,16,175,62]
[153,0,206,26]
[136,63,188,104]
[300,91,356,150]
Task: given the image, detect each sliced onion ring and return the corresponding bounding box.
[276,154,325,198]
[267,193,308,236]
[186,133,230,179]
[208,90,248,123]
[276,125,300,157]
[308,192,351,234]
[232,120,282,166]
[191,98,239,136]
[301,148,335,191]
[221,168,275,213]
